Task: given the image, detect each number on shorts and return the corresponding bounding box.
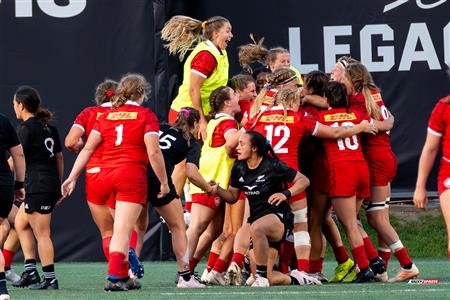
[264,125,290,154]
[159,131,177,150]
[330,122,358,150]
[115,124,123,146]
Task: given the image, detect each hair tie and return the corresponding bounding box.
[105,90,115,98]
[338,60,349,69]
[179,108,190,118]
[201,21,207,29]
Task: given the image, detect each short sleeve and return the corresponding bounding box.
[144,110,160,137]
[16,124,32,152]
[229,163,242,189]
[273,159,297,183]
[1,117,20,149]
[301,114,319,136]
[73,107,90,132]
[191,51,217,78]
[186,140,201,167]
[428,101,446,137]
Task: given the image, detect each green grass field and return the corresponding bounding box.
[7,259,450,300]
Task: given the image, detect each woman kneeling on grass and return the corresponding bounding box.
[209,131,312,287]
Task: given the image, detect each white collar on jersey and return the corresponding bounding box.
[101,102,112,107]
[125,100,140,106]
[205,40,222,56]
[215,112,234,119]
[270,105,293,111]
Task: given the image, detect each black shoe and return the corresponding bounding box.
[29,279,59,290]
[174,272,180,284]
[369,256,386,275]
[355,268,375,283]
[104,278,128,292]
[12,271,40,288]
[124,278,141,290]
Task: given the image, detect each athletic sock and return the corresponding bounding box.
[24,259,37,275]
[333,245,350,264]
[231,252,245,269]
[178,270,191,281]
[212,258,228,273]
[256,265,267,278]
[448,250,450,259]
[278,240,295,273]
[2,249,15,271]
[0,272,6,294]
[363,237,379,260]
[108,252,128,279]
[297,259,309,272]
[189,257,200,273]
[351,245,370,270]
[206,251,219,272]
[102,236,112,261]
[378,248,391,269]
[129,230,138,250]
[393,247,413,269]
[309,259,323,273]
[42,264,56,281]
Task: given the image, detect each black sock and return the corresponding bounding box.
[179,270,191,281]
[0,272,7,293]
[4,267,10,272]
[402,263,412,270]
[256,265,267,278]
[24,259,37,275]
[42,264,56,281]
[290,275,299,285]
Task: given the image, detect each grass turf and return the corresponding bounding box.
[7,259,450,299]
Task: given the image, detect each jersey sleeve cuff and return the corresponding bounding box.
[72,124,85,133]
[144,131,159,137]
[91,129,101,136]
[191,69,208,79]
[311,121,319,136]
[427,127,442,137]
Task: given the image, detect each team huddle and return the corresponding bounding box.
[0,14,449,297]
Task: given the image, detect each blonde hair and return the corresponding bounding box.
[113,74,151,108]
[161,15,230,61]
[274,88,298,124]
[249,68,297,119]
[344,63,380,120]
[95,79,118,105]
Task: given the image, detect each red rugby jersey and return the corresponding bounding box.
[428,95,450,160]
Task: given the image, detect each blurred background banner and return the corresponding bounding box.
[0,0,449,261]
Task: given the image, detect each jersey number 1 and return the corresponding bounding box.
[330,122,358,150]
[264,125,290,154]
[115,124,123,146]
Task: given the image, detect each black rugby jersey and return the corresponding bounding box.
[0,114,20,186]
[230,156,297,223]
[17,117,62,193]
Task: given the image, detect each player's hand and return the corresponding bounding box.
[360,120,378,135]
[61,178,76,198]
[14,188,25,202]
[413,187,428,209]
[56,195,65,206]
[158,183,170,198]
[268,193,288,206]
[198,118,208,141]
[207,180,219,195]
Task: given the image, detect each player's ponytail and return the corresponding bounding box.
[325,81,349,111]
[209,86,232,119]
[113,74,151,108]
[274,88,298,125]
[95,79,118,105]
[246,130,279,160]
[172,107,200,146]
[14,86,53,124]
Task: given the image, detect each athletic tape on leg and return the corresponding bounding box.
[294,231,310,246]
[363,201,386,213]
[385,197,390,208]
[389,240,404,252]
[293,207,308,224]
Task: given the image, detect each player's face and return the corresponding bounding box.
[228,89,241,115]
[191,120,200,137]
[269,52,290,71]
[331,64,345,81]
[238,82,257,101]
[213,22,233,50]
[12,97,23,120]
[256,72,269,92]
[236,134,252,160]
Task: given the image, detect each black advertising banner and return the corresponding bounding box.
[0,1,449,261]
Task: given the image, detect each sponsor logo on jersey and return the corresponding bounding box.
[244,185,258,191]
[372,93,382,102]
[259,115,294,124]
[239,176,244,183]
[256,175,266,183]
[324,112,357,122]
[245,190,260,196]
[106,111,138,120]
[96,112,104,120]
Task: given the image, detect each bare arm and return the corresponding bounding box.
[10,144,26,201]
[268,172,310,206]
[373,113,394,132]
[189,73,208,140]
[215,185,241,204]
[413,133,440,208]
[302,95,329,109]
[186,162,213,193]
[224,128,245,156]
[145,134,169,197]
[315,120,377,139]
[65,126,85,153]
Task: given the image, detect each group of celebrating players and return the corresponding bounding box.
[0,14,449,296]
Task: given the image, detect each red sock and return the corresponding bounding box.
[394,247,412,268]
[108,251,128,278]
[378,248,391,269]
[129,230,138,250]
[231,252,245,269]
[102,236,112,261]
[448,250,450,259]
[206,251,219,272]
[309,259,323,273]
[278,240,295,273]
[363,237,379,260]
[189,257,200,273]
[212,258,228,273]
[2,249,15,269]
[333,245,349,264]
[185,202,192,213]
[297,259,309,272]
[351,245,369,269]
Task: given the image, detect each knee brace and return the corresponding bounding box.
[294,231,310,247]
[293,207,308,224]
[363,200,386,213]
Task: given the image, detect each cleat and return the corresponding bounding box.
[342,266,358,283]
[227,262,242,286]
[205,270,230,286]
[104,278,128,292]
[124,277,141,290]
[5,270,20,284]
[0,295,9,300]
[245,274,256,286]
[308,272,329,283]
[200,268,209,283]
[355,268,375,283]
[251,275,269,287]
[388,263,420,282]
[369,256,386,275]
[330,258,355,282]
[177,276,205,288]
[12,271,40,288]
[240,270,250,286]
[290,269,322,285]
[128,248,144,279]
[374,271,388,282]
[29,278,59,290]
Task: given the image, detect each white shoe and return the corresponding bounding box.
[200,268,209,283]
[177,276,205,288]
[205,270,230,285]
[290,269,322,285]
[5,269,20,284]
[0,294,10,300]
[388,263,420,282]
[245,274,256,286]
[227,262,242,286]
[374,271,388,282]
[308,272,329,283]
[251,275,269,287]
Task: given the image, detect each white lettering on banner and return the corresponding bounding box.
[289,22,450,73]
[14,0,86,18]
[384,0,447,13]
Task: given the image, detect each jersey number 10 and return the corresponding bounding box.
[330,122,359,151]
